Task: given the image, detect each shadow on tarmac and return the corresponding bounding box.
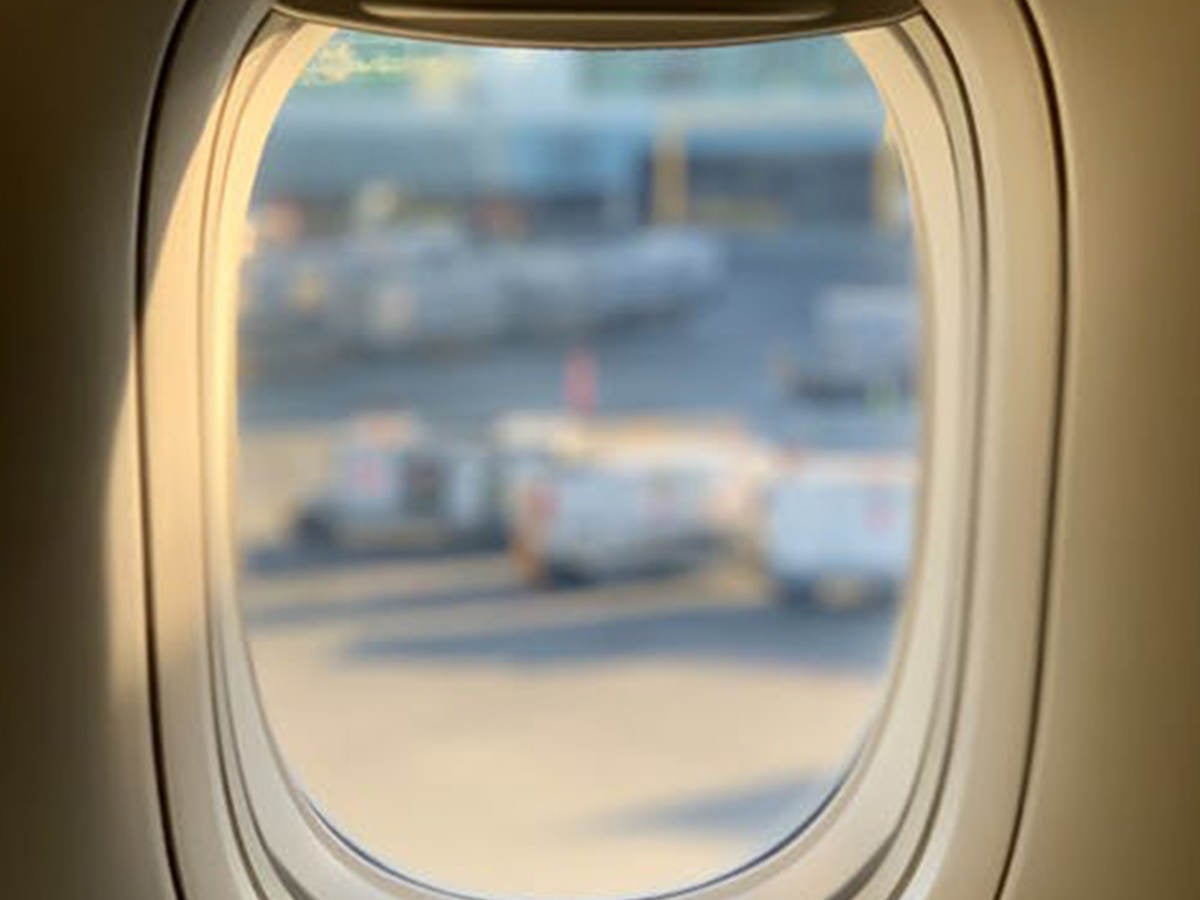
[340,600,897,675]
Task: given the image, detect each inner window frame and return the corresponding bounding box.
[207,18,971,899]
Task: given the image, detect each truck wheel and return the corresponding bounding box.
[775,577,820,610]
[293,508,337,549]
[544,562,588,589]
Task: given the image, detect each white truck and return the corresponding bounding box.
[760,455,916,609]
[776,284,919,405]
[505,419,766,585]
[291,415,505,552]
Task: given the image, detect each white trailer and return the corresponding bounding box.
[761,454,916,608]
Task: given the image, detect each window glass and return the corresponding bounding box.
[238,30,918,899]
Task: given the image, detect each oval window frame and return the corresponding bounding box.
[137,2,1064,899]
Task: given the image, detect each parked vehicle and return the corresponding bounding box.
[241,226,477,366]
[507,419,762,584]
[244,226,726,364]
[352,253,510,353]
[760,455,915,608]
[776,284,918,405]
[499,242,598,338]
[626,227,726,314]
[588,228,726,325]
[292,415,506,552]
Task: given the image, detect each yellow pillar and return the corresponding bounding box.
[652,116,689,225]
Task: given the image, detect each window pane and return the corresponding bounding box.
[238,30,918,899]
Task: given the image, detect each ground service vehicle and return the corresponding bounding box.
[762,455,915,607]
[508,419,763,584]
[293,415,505,550]
[775,284,919,405]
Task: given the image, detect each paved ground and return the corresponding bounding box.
[243,548,898,898]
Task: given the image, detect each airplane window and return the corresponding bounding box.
[238,30,919,899]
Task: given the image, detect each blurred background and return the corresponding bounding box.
[237,31,920,899]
